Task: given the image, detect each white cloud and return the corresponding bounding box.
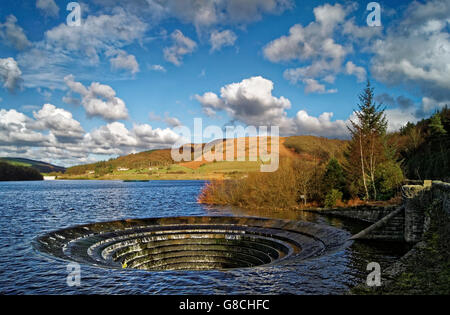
[0,106,184,166]
[133,123,182,145]
[195,92,224,116]
[195,75,350,138]
[210,29,237,52]
[32,104,85,142]
[94,0,292,31]
[163,30,197,66]
[17,9,148,89]
[64,75,129,121]
[164,116,182,128]
[36,0,60,18]
[45,9,147,64]
[370,0,450,107]
[294,110,348,138]
[263,3,374,93]
[107,50,139,74]
[384,108,420,133]
[148,64,166,72]
[196,76,291,127]
[0,57,23,92]
[0,15,31,50]
[302,78,337,94]
[87,122,138,148]
[0,109,47,146]
[345,61,367,83]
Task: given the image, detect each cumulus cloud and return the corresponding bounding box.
[370,0,450,109]
[0,109,47,146]
[0,57,23,92]
[210,29,237,52]
[32,104,85,143]
[64,75,129,121]
[345,61,367,83]
[196,76,291,127]
[0,106,184,166]
[163,30,197,66]
[107,49,139,74]
[263,3,376,93]
[0,15,31,50]
[283,72,337,94]
[195,75,352,138]
[294,110,348,138]
[85,122,182,156]
[383,108,419,132]
[36,0,60,18]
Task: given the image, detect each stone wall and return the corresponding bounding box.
[403,181,450,242]
[309,205,397,223]
[311,181,450,243]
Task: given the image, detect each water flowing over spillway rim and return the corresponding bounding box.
[33,216,352,272]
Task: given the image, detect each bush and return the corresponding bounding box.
[198,158,308,209]
[375,161,404,200]
[324,189,343,208]
[322,158,346,198]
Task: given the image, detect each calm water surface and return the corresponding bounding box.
[0,180,408,294]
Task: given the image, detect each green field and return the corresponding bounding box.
[59,160,261,180]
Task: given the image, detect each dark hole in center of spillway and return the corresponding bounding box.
[34,216,350,271]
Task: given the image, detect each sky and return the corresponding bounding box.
[0,0,449,166]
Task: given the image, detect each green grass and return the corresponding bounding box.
[194,161,260,173]
[2,160,32,167]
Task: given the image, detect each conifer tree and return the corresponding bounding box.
[347,81,387,200]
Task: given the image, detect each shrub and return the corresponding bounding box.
[324,189,343,208]
[198,158,306,209]
[375,161,404,200]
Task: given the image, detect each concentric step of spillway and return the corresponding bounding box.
[34,216,351,271]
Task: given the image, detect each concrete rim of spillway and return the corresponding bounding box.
[33,216,352,271]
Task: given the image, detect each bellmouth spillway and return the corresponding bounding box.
[34,216,351,271]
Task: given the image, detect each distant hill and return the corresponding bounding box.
[0,157,66,174]
[66,149,173,175]
[64,136,349,180]
[0,161,43,181]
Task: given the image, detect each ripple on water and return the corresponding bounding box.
[0,180,408,294]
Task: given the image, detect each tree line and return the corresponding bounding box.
[200,82,448,209]
[0,161,43,181]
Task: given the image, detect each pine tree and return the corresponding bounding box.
[323,158,346,194]
[347,81,388,200]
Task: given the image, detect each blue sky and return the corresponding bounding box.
[0,0,448,166]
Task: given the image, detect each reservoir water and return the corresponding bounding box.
[0,180,408,294]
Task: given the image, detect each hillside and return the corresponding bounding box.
[63,136,349,180]
[389,107,449,181]
[0,161,43,181]
[0,157,66,174]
